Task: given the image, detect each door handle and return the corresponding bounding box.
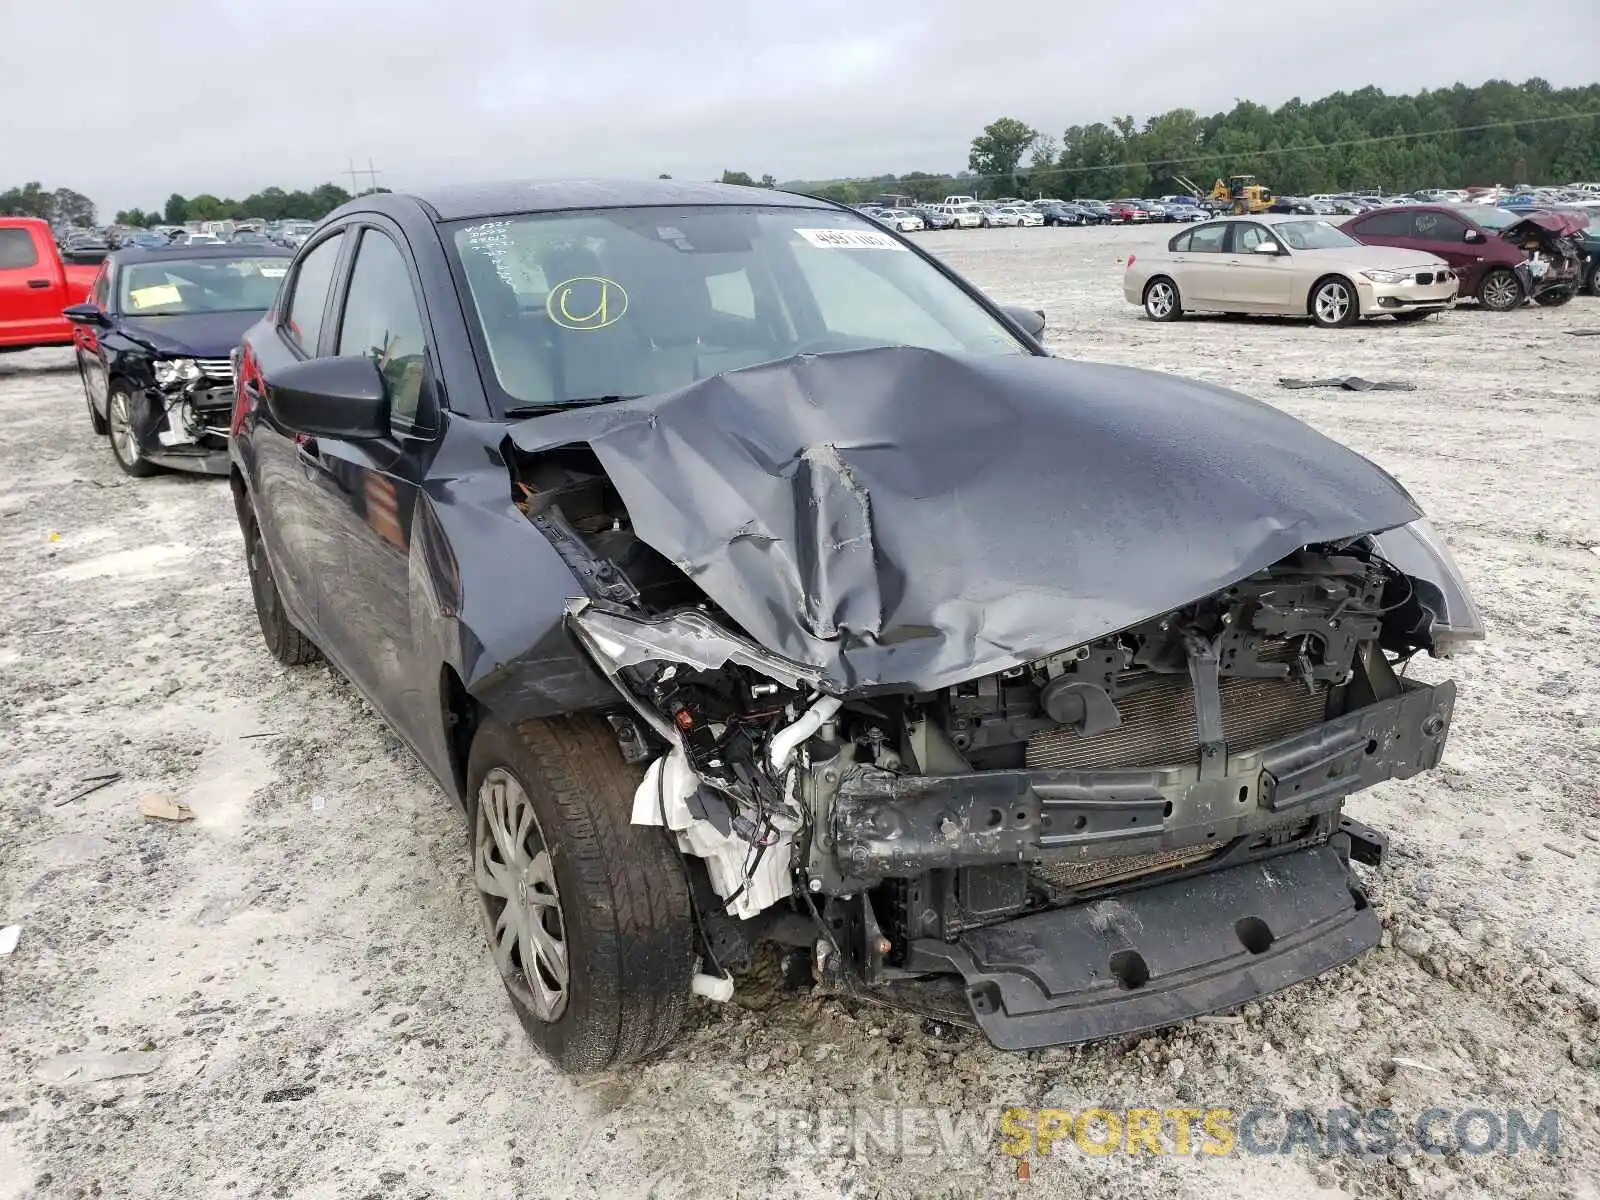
[26,279,50,289]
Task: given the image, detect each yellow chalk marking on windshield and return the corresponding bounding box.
[547,276,628,331]
[129,284,182,309]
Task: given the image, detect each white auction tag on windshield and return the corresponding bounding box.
[795,227,907,251]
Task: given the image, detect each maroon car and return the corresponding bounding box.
[1342,204,1583,311]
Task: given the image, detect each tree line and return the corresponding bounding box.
[778,78,1600,203]
[0,181,392,229]
[9,79,1598,229]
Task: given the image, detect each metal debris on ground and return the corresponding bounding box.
[1563,329,1600,337]
[1278,376,1417,392]
[138,793,194,822]
[1544,842,1579,860]
[52,771,123,807]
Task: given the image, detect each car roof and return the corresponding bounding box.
[108,244,295,264]
[1203,213,1333,225]
[391,178,837,222]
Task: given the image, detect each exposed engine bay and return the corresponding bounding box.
[149,366,233,451]
[510,427,1470,1045]
[1503,214,1585,297]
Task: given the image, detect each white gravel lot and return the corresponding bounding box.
[1,224,1597,1200]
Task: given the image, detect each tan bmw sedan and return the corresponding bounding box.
[1124,215,1459,327]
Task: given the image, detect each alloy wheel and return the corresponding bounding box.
[1481,273,1520,310]
[1146,281,1176,319]
[1315,282,1352,325]
[475,767,569,1022]
[108,392,140,467]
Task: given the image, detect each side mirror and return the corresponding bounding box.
[63,303,109,326]
[1001,304,1046,340]
[263,355,389,440]
[1251,241,1283,255]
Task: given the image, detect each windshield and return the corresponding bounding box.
[450,205,1029,411]
[1461,206,1517,230]
[1274,220,1360,250]
[118,256,288,315]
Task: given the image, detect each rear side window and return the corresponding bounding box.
[1411,211,1467,242]
[90,265,111,308]
[0,228,40,269]
[337,230,428,428]
[1172,225,1225,252]
[1351,211,1412,237]
[284,232,344,353]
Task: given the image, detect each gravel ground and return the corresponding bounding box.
[1,224,1597,1200]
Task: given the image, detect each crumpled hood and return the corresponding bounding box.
[509,347,1422,692]
[118,310,261,357]
[1501,212,1588,239]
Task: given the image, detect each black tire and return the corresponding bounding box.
[1533,288,1575,308]
[242,505,320,665]
[1477,268,1523,312]
[1309,276,1360,328]
[1588,263,1600,297]
[79,359,107,434]
[466,715,694,1073]
[1142,276,1182,322]
[105,385,159,477]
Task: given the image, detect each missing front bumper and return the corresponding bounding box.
[906,841,1377,1049]
[824,679,1452,887]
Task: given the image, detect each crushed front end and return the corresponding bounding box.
[137,356,235,474]
[559,513,1467,1046]
[505,348,1482,1048]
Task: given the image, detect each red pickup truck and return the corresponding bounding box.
[0,217,99,352]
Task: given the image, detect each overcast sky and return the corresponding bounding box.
[5,0,1596,214]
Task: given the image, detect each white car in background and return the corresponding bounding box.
[1124,215,1459,327]
[998,205,1044,227]
[937,202,983,229]
[871,208,925,233]
[978,205,1021,228]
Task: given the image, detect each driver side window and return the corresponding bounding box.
[337,230,429,430]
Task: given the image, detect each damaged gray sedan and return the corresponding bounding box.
[230,180,1483,1071]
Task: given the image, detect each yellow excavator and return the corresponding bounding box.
[1177,174,1274,214]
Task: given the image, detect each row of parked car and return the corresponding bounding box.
[1123,201,1600,327]
[859,195,1215,231]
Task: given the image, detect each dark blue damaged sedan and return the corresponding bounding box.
[228,179,1480,1072]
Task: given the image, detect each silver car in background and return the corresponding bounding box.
[1124,215,1459,327]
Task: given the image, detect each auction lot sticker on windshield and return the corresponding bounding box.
[796,227,907,251]
[128,284,183,309]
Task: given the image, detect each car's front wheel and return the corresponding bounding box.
[1310,277,1359,328]
[242,505,320,665]
[1588,263,1600,297]
[1143,276,1182,321]
[1477,268,1524,312]
[106,386,159,477]
[467,715,694,1073]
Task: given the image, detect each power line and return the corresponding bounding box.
[959,110,1600,185]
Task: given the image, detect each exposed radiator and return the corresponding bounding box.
[1025,672,1329,771]
[1031,844,1222,891]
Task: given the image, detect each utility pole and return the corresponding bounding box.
[345,158,361,195]
[366,159,383,193]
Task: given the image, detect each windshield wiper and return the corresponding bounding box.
[503,395,637,417]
